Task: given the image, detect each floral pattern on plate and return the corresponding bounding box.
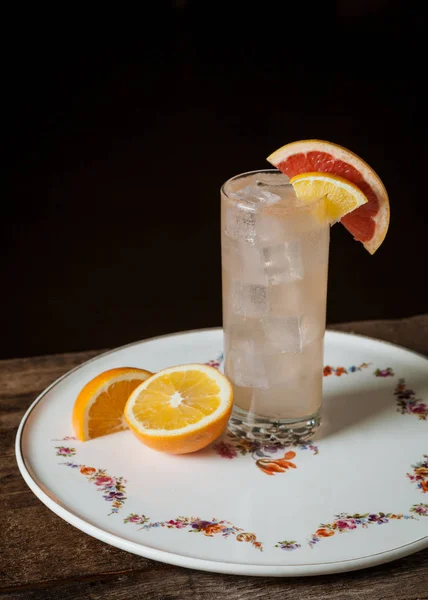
[49,355,425,543]
[55,446,76,457]
[407,456,428,493]
[395,379,428,420]
[373,367,395,377]
[308,512,416,548]
[323,363,371,377]
[124,514,263,551]
[206,353,391,380]
[213,432,318,475]
[205,352,224,369]
[61,463,127,515]
[410,503,428,516]
[275,540,302,551]
[255,451,297,476]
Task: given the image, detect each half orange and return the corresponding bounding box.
[72,367,153,441]
[124,364,233,454]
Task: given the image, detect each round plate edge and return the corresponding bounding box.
[14,326,428,577]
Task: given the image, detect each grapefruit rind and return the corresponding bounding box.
[267,139,389,254]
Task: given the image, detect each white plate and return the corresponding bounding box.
[16,328,428,577]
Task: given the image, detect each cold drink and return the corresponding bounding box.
[221,170,329,443]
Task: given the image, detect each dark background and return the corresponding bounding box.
[2,1,427,359]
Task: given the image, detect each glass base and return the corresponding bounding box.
[228,406,321,445]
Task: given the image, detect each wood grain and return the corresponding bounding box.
[1,316,428,599]
[330,313,428,357]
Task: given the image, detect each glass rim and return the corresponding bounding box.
[221,169,326,214]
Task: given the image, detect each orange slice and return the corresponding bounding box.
[267,139,390,253]
[124,364,233,454]
[290,172,368,223]
[72,367,153,441]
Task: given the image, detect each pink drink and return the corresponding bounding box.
[221,170,329,443]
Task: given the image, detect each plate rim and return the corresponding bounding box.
[15,326,428,577]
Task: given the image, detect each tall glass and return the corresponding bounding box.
[221,170,329,444]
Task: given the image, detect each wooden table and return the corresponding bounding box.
[2,315,428,600]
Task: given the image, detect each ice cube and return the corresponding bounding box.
[224,322,267,388]
[225,349,268,389]
[252,176,295,206]
[221,236,245,274]
[255,183,323,244]
[231,281,268,318]
[264,352,303,387]
[300,226,330,271]
[262,240,304,284]
[224,203,256,243]
[264,338,323,387]
[226,320,266,351]
[221,236,267,285]
[255,171,290,186]
[268,279,305,318]
[300,309,326,346]
[255,211,288,244]
[225,185,282,244]
[263,316,304,353]
[231,185,281,205]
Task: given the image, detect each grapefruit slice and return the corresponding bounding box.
[267,140,389,253]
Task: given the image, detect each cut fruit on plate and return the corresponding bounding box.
[124,364,233,454]
[290,172,368,224]
[72,367,153,441]
[267,139,390,254]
